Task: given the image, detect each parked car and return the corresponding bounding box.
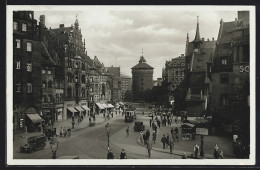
[43,127,57,140]
[133,121,145,132]
[20,135,46,153]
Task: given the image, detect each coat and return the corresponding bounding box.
[161,136,167,143]
[107,151,114,159]
[147,142,152,150]
[152,133,157,141]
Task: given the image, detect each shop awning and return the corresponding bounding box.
[107,104,114,108]
[102,103,109,109]
[67,107,78,113]
[26,114,44,123]
[96,102,105,109]
[119,102,124,105]
[75,106,84,112]
[81,105,90,111]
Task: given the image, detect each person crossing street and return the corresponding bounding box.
[147,140,152,158]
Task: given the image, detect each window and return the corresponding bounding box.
[42,81,46,88]
[220,95,229,106]
[27,83,32,93]
[22,23,27,32]
[82,88,85,97]
[220,74,229,84]
[82,75,86,83]
[181,63,185,66]
[13,22,18,30]
[90,87,93,92]
[16,83,21,92]
[90,77,93,82]
[16,39,21,48]
[42,69,46,74]
[47,70,52,75]
[48,81,53,88]
[27,42,32,52]
[27,63,32,72]
[221,59,227,65]
[16,61,20,69]
[173,62,176,66]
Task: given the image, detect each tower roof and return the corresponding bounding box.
[132,56,153,70]
[192,16,202,43]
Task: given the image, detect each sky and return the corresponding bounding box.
[34,6,238,79]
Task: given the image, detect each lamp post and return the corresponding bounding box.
[49,137,59,159]
[200,135,204,157]
[105,123,111,151]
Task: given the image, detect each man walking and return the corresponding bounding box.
[139,131,144,143]
[161,134,167,149]
[152,131,157,143]
[169,137,174,154]
[149,119,152,127]
[146,129,150,141]
[120,149,127,159]
[166,133,170,147]
[147,140,152,158]
[194,144,200,158]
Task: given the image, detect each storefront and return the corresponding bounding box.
[25,107,45,132]
[96,102,105,114]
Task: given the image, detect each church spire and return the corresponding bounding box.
[139,49,146,63]
[193,16,201,43]
[74,14,79,30]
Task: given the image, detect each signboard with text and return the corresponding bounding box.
[196,128,208,135]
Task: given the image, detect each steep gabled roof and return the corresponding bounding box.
[131,62,154,69]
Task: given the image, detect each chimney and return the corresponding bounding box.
[207,38,209,41]
[212,37,214,41]
[220,18,223,24]
[60,24,64,28]
[181,54,184,57]
[39,15,45,27]
[202,38,204,41]
[49,27,51,30]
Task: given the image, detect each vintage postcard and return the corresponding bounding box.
[6,5,256,165]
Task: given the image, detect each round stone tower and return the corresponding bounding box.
[131,55,154,101]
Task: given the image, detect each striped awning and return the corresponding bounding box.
[67,107,78,113]
[26,114,44,123]
[75,106,84,112]
[96,102,105,109]
[81,105,90,111]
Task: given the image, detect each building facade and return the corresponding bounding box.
[131,55,154,101]
[120,74,132,101]
[210,11,250,135]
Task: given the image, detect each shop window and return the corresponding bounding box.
[27,42,32,52]
[27,83,32,93]
[22,23,27,32]
[220,74,229,84]
[13,22,18,30]
[16,61,21,69]
[15,39,21,48]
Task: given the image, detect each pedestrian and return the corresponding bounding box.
[93,114,96,121]
[166,133,170,147]
[111,112,113,118]
[72,115,74,122]
[171,128,174,135]
[152,121,155,131]
[194,144,199,158]
[142,111,144,116]
[214,144,219,158]
[152,114,154,120]
[126,127,129,136]
[139,131,144,143]
[149,119,152,127]
[143,133,147,145]
[161,134,167,149]
[89,117,91,123]
[154,124,157,134]
[175,117,178,124]
[218,150,224,159]
[107,150,114,159]
[182,152,187,159]
[157,120,161,128]
[169,137,174,154]
[152,131,157,143]
[120,149,127,159]
[147,140,152,158]
[146,129,150,140]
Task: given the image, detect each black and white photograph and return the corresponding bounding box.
[6,5,256,165]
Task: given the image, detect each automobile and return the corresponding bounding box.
[133,121,145,132]
[20,135,46,153]
[43,127,57,140]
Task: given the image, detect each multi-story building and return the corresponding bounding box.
[120,74,132,101]
[106,66,122,104]
[210,11,250,135]
[184,17,216,116]
[131,55,154,101]
[153,78,163,87]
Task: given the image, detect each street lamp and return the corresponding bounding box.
[105,123,111,151]
[49,137,59,159]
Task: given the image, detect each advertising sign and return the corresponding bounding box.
[196,128,208,135]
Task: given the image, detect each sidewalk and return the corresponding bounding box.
[135,115,236,159]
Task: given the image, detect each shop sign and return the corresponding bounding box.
[42,103,54,107]
[240,65,249,73]
[43,109,51,113]
[25,107,37,114]
[196,128,208,135]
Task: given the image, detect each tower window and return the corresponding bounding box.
[13,22,18,30]
[27,83,32,93]
[15,39,21,48]
[22,23,27,32]
[27,42,32,52]
[16,61,21,69]
[221,59,227,65]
